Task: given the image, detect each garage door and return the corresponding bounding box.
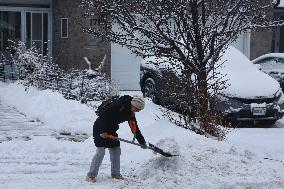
[111,43,141,90]
[230,32,250,58]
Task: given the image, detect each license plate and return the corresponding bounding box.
[252,107,266,116]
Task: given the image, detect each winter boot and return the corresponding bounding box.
[85,176,96,183]
[111,174,124,180]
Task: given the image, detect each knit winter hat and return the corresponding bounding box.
[131,96,145,110]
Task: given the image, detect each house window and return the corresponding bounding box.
[61,18,68,38]
[0,11,21,51]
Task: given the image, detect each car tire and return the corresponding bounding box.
[143,78,159,104]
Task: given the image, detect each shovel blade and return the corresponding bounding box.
[148,143,178,157]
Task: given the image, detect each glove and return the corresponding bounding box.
[140,143,147,149]
[100,133,114,139]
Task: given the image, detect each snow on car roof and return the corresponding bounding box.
[141,56,184,76]
[218,47,280,98]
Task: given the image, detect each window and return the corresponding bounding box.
[276,58,284,64]
[24,12,49,55]
[0,11,21,51]
[257,57,275,65]
[61,18,68,38]
[257,57,279,74]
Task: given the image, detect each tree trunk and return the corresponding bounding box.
[197,70,210,132]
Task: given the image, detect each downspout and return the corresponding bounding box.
[48,0,53,63]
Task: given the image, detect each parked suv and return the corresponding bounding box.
[140,47,284,125]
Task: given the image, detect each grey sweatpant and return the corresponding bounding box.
[87,146,121,177]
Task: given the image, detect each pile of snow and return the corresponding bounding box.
[0,82,95,134]
[0,82,284,188]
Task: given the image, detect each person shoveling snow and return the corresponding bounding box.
[86,95,148,183]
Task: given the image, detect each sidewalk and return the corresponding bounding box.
[0,101,52,143]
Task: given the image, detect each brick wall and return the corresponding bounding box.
[250,29,273,60]
[250,1,275,60]
[52,0,111,76]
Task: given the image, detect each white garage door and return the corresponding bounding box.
[230,32,251,58]
[111,43,142,90]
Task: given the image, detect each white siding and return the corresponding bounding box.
[231,32,251,58]
[278,0,284,7]
[111,43,141,90]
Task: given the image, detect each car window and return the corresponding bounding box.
[256,57,276,65]
[256,57,281,73]
[276,58,284,64]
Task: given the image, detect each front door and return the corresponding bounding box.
[25,12,49,56]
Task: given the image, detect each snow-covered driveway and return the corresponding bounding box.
[0,102,53,143]
[1,82,284,189]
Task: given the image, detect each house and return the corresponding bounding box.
[250,0,284,59]
[0,0,283,91]
[0,0,52,63]
[0,0,140,90]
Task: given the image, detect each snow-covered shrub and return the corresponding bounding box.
[6,40,43,76]
[5,41,119,102]
[63,68,120,102]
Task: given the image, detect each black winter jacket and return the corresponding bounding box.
[93,95,146,148]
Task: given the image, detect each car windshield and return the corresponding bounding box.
[258,58,284,73]
[277,58,284,64]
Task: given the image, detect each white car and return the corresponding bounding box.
[252,53,284,90]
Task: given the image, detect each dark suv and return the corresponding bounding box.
[140,47,284,125]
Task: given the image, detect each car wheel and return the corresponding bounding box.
[143,78,159,104]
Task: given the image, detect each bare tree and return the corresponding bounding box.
[80,0,282,138]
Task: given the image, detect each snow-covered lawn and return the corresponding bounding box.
[0,82,284,189]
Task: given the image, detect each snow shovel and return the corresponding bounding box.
[100,134,178,157]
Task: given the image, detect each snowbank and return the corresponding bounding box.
[0,82,95,134]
